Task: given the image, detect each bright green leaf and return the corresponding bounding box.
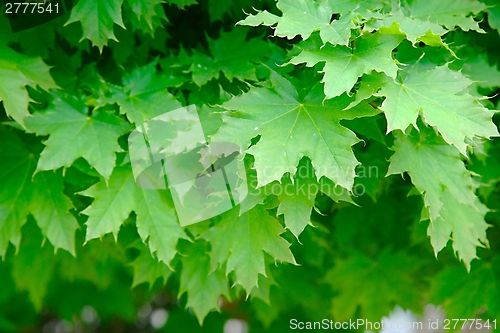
[80,165,138,241]
[66,0,126,52]
[276,159,318,239]
[461,54,500,90]
[0,45,57,126]
[388,128,489,269]
[126,0,167,33]
[179,240,229,324]
[238,0,356,46]
[213,72,377,189]
[81,165,189,266]
[189,29,272,86]
[291,24,404,98]
[135,187,189,266]
[377,63,497,155]
[201,205,296,293]
[25,94,131,181]
[113,62,183,125]
[405,0,487,32]
[368,12,451,51]
[30,171,79,255]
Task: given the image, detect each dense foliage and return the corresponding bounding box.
[1,0,500,332]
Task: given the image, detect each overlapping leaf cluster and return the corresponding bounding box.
[0,0,500,331]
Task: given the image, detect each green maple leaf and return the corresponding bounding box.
[482,0,500,34]
[376,63,497,155]
[113,62,183,125]
[25,94,131,181]
[0,66,30,127]
[368,12,452,52]
[0,129,78,256]
[0,45,57,126]
[80,165,138,241]
[66,0,126,52]
[429,190,489,269]
[30,171,79,255]
[291,24,404,98]
[388,128,489,269]
[344,72,387,110]
[276,172,317,240]
[238,0,356,46]
[242,159,352,238]
[179,240,229,324]
[405,0,487,32]
[188,29,272,86]
[212,72,378,189]
[129,242,172,288]
[460,54,500,90]
[126,0,167,33]
[135,187,189,266]
[326,250,421,322]
[201,205,296,293]
[81,165,189,266]
[329,0,385,20]
[0,128,36,256]
[0,45,57,92]
[275,158,352,239]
